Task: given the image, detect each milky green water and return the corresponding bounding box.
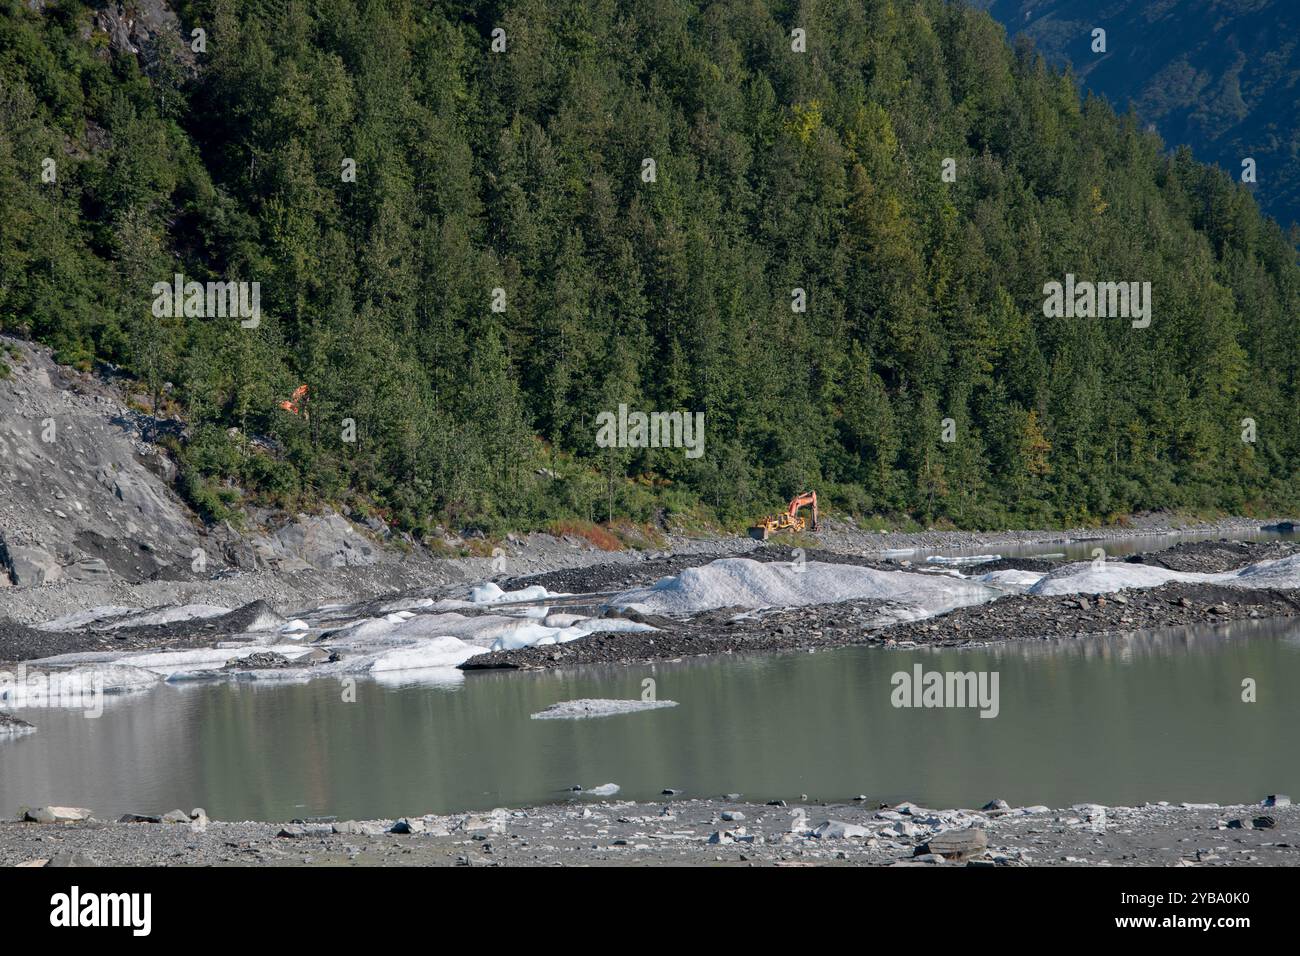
[3,617,1296,820]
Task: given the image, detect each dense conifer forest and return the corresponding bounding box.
[3,0,1299,535]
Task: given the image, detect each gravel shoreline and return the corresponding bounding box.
[4,797,1294,867]
[465,538,1300,671]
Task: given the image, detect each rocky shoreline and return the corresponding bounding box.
[3,795,1294,867]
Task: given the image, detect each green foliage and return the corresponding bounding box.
[2,0,1299,533]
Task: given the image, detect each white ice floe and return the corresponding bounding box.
[1024,550,1300,596]
[467,582,558,605]
[484,616,656,651]
[1231,552,1300,587]
[975,569,1048,591]
[531,698,679,720]
[367,636,483,673]
[611,558,1000,621]
[0,663,160,707]
[927,554,1001,565]
[321,608,656,654]
[279,619,310,634]
[1028,563,1213,596]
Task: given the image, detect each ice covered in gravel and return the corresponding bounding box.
[1026,551,1300,595]
[1028,563,1213,595]
[531,698,679,719]
[35,604,230,631]
[1231,552,1300,587]
[611,558,1001,619]
[33,606,137,632]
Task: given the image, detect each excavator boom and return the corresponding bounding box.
[749,490,819,540]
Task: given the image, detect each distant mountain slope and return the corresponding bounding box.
[973,0,1300,228]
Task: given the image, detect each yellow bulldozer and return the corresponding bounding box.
[749,491,819,540]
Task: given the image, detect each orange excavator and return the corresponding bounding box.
[749,491,819,540]
[279,384,309,419]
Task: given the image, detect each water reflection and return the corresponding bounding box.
[2,617,1297,819]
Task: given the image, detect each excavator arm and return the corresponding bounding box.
[786,491,819,530]
[749,490,819,539]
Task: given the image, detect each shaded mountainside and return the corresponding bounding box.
[2,0,1300,538]
[974,0,1300,229]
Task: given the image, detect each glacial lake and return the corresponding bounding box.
[3,616,1297,820]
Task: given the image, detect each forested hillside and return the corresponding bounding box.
[2,0,1299,535]
[974,0,1300,231]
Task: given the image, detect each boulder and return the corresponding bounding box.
[45,850,101,867]
[2,544,61,587]
[333,820,385,837]
[24,806,92,823]
[278,823,332,838]
[918,828,989,860]
[811,820,869,839]
[63,557,112,584]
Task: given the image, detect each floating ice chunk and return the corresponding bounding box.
[927,554,1000,565]
[280,619,309,634]
[490,622,564,651]
[0,664,160,707]
[484,615,656,651]
[122,646,301,680]
[370,666,465,688]
[90,665,164,694]
[583,783,621,797]
[369,636,484,672]
[531,698,678,720]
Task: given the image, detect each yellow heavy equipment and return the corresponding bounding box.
[749,491,819,540]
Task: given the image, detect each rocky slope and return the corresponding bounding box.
[0,336,387,593]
